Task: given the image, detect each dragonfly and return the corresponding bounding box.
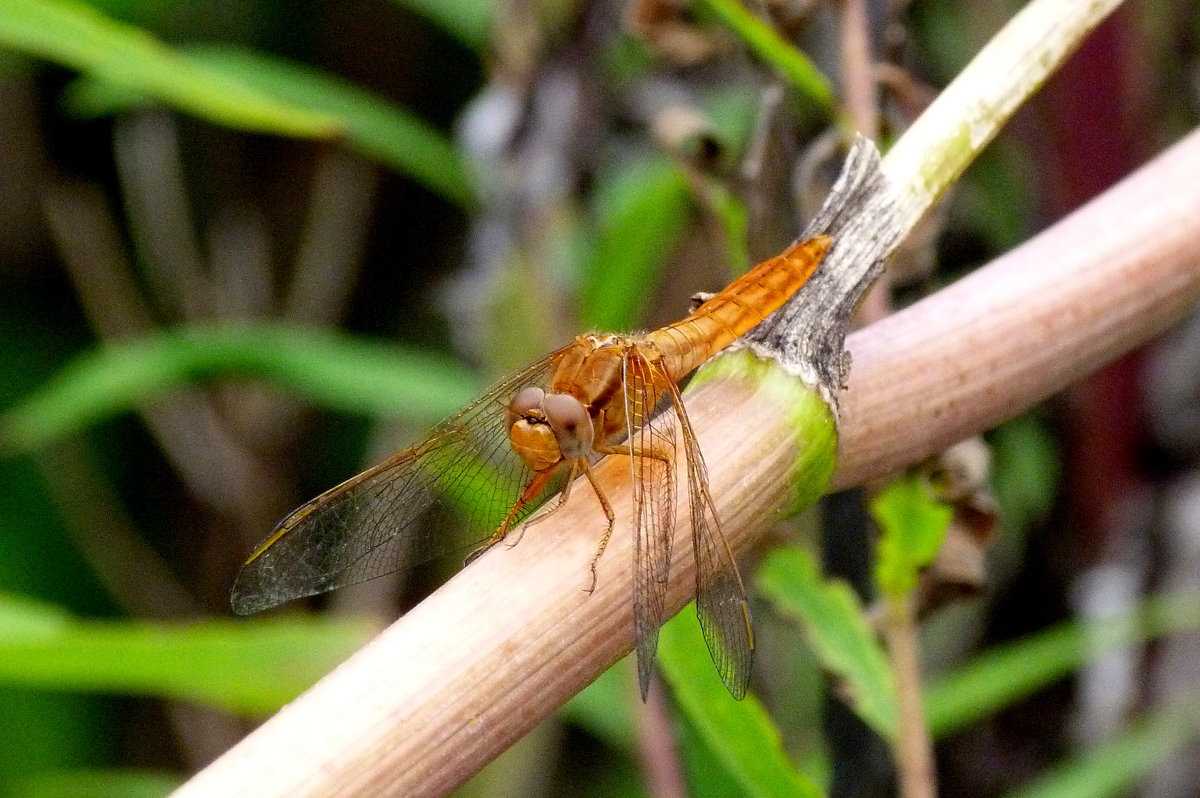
[231,235,832,700]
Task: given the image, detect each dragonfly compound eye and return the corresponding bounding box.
[508,386,547,427]
[542,393,594,459]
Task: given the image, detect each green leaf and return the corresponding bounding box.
[65,44,475,208]
[388,0,498,50]
[990,413,1060,534]
[702,179,752,274]
[560,661,637,752]
[926,590,1200,738]
[694,0,834,108]
[0,0,339,138]
[0,592,375,715]
[582,158,693,331]
[1007,696,1200,798]
[659,607,824,798]
[871,474,953,598]
[10,768,180,798]
[757,546,897,741]
[0,323,478,454]
[676,704,759,798]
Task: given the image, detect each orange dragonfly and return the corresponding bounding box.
[231,235,831,700]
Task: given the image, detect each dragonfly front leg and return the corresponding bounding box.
[465,466,559,565]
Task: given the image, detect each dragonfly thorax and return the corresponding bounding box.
[506,386,596,472]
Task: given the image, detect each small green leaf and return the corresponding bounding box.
[582,158,693,331]
[871,474,953,597]
[659,608,824,798]
[0,0,339,138]
[0,592,375,715]
[0,323,478,454]
[758,546,897,741]
[676,704,760,798]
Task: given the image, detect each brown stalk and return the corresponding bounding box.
[173,125,1200,798]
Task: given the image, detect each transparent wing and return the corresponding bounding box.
[662,376,754,699]
[230,350,567,615]
[624,347,678,699]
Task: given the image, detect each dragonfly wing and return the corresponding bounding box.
[662,377,754,699]
[231,353,565,615]
[624,348,678,699]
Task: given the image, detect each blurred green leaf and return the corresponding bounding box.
[66,44,474,207]
[0,308,120,785]
[957,143,1034,251]
[11,768,179,798]
[757,546,897,741]
[1006,695,1200,798]
[926,590,1200,737]
[991,413,1060,534]
[0,592,375,715]
[0,323,478,455]
[676,704,758,798]
[871,474,953,597]
[659,608,823,798]
[703,88,763,159]
[191,46,472,206]
[389,0,497,50]
[560,660,637,752]
[0,0,339,137]
[694,0,834,108]
[701,179,751,274]
[0,689,115,791]
[582,158,692,331]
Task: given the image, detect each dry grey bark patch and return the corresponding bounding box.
[736,136,900,413]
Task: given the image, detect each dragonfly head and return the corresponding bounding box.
[507,387,594,470]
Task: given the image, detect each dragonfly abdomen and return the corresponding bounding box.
[646,236,832,380]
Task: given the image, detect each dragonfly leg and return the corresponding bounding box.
[589,443,674,593]
[465,466,559,565]
[514,460,581,545]
[578,461,616,594]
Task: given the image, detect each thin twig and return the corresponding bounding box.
[838,0,878,140]
[886,593,936,798]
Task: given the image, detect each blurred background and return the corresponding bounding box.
[2,0,1200,796]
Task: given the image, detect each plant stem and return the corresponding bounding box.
[882,0,1123,230]
[885,592,937,798]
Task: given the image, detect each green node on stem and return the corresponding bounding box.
[691,348,839,518]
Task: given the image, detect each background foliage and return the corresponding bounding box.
[1,1,1199,797]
